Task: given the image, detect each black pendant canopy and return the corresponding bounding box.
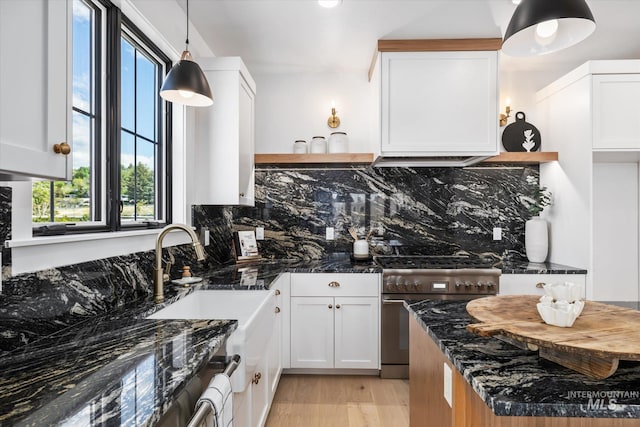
[160,0,213,107]
[502,0,596,57]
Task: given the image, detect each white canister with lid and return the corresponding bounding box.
[293,140,308,154]
[310,136,327,153]
[353,239,369,259]
[328,132,348,153]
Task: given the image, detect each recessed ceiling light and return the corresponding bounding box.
[318,0,342,8]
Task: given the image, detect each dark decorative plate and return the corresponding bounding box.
[502,112,541,152]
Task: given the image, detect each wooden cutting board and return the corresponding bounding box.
[466,295,640,379]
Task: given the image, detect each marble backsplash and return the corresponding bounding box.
[0,186,10,269]
[0,186,228,352]
[0,164,538,351]
[230,165,539,261]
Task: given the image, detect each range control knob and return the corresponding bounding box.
[464,281,473,288]
[476,281,484,288]
[486,282,495,288]
[455,281,464,288]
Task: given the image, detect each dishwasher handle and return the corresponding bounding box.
[186,354,241,427]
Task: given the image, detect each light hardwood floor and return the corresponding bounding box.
[265,374,409,427]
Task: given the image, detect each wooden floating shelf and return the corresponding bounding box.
[485,151,558,163]
[255,153,374,165]
[255,152,558,166]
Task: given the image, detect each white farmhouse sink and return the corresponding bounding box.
[147,289,276,392]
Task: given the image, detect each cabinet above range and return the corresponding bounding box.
[370,39,502,167]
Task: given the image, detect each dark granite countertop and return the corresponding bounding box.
[0,254,588,425]
[500,260,587,274]
[0,255,379,426]
[405,299,640,419]
[0,301,237,426]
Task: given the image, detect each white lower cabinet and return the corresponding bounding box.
[333,296,379,369]
[499,274,587,297]
[251,353,269,427]
[290,296,334,369]
[289,273,380,370]
[232,327,275,427]
[231,287,282,427]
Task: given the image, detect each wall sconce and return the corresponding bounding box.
[327,101,340,128]
[499,98,511,126]
[499,105,511,127]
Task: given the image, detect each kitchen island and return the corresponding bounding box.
[406,299,640,426]
[405,301,640,427]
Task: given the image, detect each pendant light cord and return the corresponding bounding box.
[185,0,190,50]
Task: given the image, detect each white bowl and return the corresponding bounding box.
[536,298,585,328]
[542,281,584,303]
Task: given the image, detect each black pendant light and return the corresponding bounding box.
[160,0,213,107]
[502,0,596,57]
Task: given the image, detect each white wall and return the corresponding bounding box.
[537,76,593,282]
[253,71,378,154]
[252,58,575,155]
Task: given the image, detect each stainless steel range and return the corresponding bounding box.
[376,255,501,379]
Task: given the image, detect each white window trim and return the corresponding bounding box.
[6,228,195,275]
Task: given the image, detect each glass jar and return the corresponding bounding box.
[310,136,327,153]
[328,132,348,153]
[329,132,349,153]
[293,139,308,154]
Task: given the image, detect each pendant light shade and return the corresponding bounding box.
[160,0,213,107]
[160,51,213,106]
[502,0,596,57]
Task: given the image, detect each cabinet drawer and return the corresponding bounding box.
[499,274,586,297]
[291,273,380,297]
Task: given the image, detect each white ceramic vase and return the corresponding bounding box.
[525,216,548,263]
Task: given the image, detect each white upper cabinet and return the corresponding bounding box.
[592,74,640,150]
[536,60,640,301]
[190,57,256,206]
[380,50,498,156]
[0,0,72,180]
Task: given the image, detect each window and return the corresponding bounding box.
[33,0,101,225]
[32,0,171,233]
[120,31,166,223]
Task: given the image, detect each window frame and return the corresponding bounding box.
[32,0,173,235]
[117,22,172,229]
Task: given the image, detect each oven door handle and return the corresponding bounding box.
[382,299,406,305]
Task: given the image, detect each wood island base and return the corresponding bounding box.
[409,316,639,427]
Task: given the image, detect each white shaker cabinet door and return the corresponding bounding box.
[334,296,379,369]
[592,74,640,150]
[290,296,334,369]
[190,57,256,206]
[0,0,71,180]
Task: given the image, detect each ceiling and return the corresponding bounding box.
[178,0,640,85]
